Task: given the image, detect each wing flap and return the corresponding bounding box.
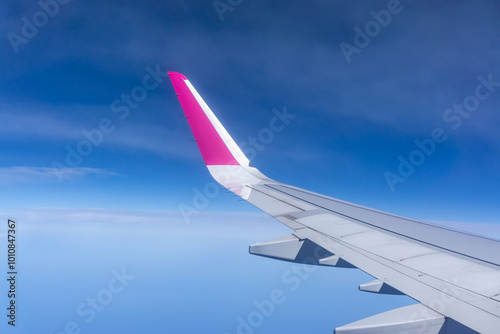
[334,303,478,334]
[249,234,333,264]
[358,280,404,295]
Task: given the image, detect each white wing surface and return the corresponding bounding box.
[169,72,500,333]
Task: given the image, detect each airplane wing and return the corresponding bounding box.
[168,71,500,334]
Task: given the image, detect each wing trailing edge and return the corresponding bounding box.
[335,304,476,334]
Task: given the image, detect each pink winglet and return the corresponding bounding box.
[168,72,239,165]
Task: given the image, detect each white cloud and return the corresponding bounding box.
[20,207,174,224]
[0,166,115,183]
[16,207,273,225]
[10,207,291,239]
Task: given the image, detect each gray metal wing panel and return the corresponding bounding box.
[244,183,500,333]
[265,184,500,268]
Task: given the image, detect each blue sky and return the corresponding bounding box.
[2,0,500,333]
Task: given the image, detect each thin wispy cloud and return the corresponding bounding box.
[16,207,284,238]
[0,108,81,140]
[0,102,197,159]
[20,207,177,224]
[0,166,115,183]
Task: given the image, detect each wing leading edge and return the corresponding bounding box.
[168,72,500,334]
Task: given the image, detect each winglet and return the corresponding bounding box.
[168,72,248,166]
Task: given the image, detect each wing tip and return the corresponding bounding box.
[167,71,188,80]
[168,71,242,166]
